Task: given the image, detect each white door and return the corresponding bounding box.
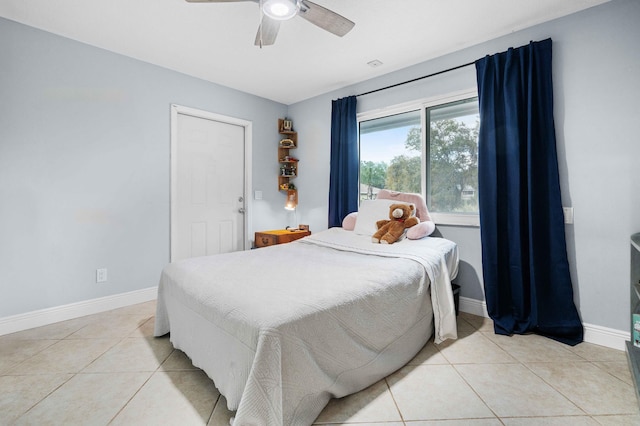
[171,105,251,262]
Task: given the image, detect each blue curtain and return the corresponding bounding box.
[475,39,583,345]
[328,95,358,227]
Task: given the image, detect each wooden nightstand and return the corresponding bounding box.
[254,229,311,248]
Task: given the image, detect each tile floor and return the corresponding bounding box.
[1,300,639,425]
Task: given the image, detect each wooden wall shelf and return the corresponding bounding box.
[277,118,298,191]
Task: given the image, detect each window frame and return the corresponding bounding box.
[357,88,480,227]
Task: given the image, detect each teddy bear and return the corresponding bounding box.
[372,203,420,244]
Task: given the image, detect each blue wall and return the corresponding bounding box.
[288,0,640,332]
[0,17,287,317]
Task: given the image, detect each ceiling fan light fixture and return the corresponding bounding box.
[262,0,298,21]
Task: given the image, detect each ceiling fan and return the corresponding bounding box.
[185,0,355,47]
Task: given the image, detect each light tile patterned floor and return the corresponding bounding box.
[1,301,639,425]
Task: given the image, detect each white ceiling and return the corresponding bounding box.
[1,0,609,105]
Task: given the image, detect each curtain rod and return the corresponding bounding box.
[356,60,476,98]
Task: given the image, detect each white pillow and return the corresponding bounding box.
[354,199,407,236]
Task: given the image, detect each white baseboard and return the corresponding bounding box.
[0,287,158,336]
[583,322,630,351]
[459,296,489,318]
[458,296,629,351]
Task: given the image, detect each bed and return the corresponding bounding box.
[155,196,458,426]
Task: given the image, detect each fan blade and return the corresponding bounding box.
[254,15,281,46]
[298,1,354,37]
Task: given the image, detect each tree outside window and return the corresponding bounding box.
[359,97,479,215]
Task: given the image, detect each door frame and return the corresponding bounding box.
[170,104,252,261]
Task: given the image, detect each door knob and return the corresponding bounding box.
[238,207,246,214]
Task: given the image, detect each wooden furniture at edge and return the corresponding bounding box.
[254,229,311,248]
[626,232,640,404]
[278,118,298,191]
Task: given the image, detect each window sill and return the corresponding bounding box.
[431,212,480,227]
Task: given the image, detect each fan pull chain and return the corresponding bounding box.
[258,0,263,48]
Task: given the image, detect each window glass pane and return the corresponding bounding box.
[359,110,421,201]
[358,95,479,223]
[427,98,479,214]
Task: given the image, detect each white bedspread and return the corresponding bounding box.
[155,228,458,426]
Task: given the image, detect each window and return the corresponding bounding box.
[359,93,480,226]
[359,110,421,200]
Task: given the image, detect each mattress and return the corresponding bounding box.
[155,228,458,425]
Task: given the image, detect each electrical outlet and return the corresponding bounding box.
[563,207,574,224]
[96,268,108,283]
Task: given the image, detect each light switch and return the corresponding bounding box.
[254,190,263,200]
[563,207,574,224]
[96,268,108,283]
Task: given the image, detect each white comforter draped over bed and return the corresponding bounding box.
[155,228,458,426]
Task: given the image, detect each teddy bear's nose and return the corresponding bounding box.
[392,208,403,218]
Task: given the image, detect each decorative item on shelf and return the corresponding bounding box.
[279,138,295,148]
[299,224,309,231]
[280,182,296,191]
[282,118,293,131]
[278,155,298,162]
[285,189,298,211]
[280,164,296,177]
